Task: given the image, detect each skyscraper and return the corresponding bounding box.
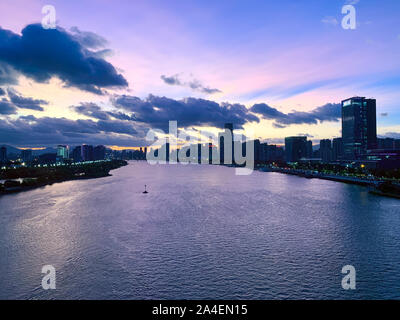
[342,97,377,160]
[57,145,69,159]
[93,145,106,160]
[81,144,94,161]
[319,139,332,163]
[332,138,344,161]
[72,146,82,162]
[219,123,234,164]
[285,136,307,162]
[306,140,313,158]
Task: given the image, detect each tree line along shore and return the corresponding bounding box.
[0,160,128,195]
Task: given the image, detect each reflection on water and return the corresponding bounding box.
[1,161,400,299]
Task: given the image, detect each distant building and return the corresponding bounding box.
[72,146,82,162]
[306,140,313,158]
[219,123,234,164]
[265,144,284,162]
[208,143,215,164]
[285,136,308,162]
[0,146,7,163]
[332,138,343,161]
[21,149,33,162]
[81,144,94,161]
[166,142,170,162]
[342,97,377,160]
[39,153,57,164]
[258,142,268,162]
[57,145,69,160]
[93,145,106,160]
[377,138,395,150]
[319,139,332,163]
[253,139,261,163]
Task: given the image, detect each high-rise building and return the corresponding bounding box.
[342,97,377,160]
[219,123,234,164]
[253,139,261,163]
[57,145,69,159]
[21,149,33,162]
[259,142,268,162]
[166,142,170,162]
[285,136,307,162]
[306,140,313,158]
[72,146,82,162]
[0,146,7,163]
[319,139,332,163]
[332,138,344,161]
[93,145,106,160]
[81,144,94,161]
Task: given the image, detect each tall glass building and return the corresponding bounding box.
[341,97,377,160]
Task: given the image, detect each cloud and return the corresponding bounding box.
[161,74,221,94]
[0,63,18,85]
[250,102,341,128]
[0,24,128,94]
[71,103,137,121]
[321,17,339,26]
[297,133,314,138]
[113,94,259,130]
[161,74,181,85]
[380,112,388,117]
[0,88,5,96]
[69,26,108,49]
[0,115,147,147]
[0,99,17,115]
[7,89,48,111]
[71,103,111,120]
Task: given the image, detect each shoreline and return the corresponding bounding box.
[0,159,128,196]
[259,166,400,199]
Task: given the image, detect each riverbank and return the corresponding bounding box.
[0,160,128,195]
[260,166,400,199]
[260,166,381,186]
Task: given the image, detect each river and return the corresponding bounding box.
[1,161,400,299]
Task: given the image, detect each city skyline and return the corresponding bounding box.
[1,0,400,149]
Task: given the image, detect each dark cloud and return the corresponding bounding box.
[112,94,259,130]
[0,63,18,85]
[250,102,341,128]
[0,87,5,96]
[0,24,128,94]
[188,79,221,94]
[161,74,181,85]
[71,103,111,120]
[297,133,314,138]
[7,89,48,111]
[161,74,221,94]
[69,26,108,49]
[0,115,146,147]
[71,103,137,121]
[0,99,17,115]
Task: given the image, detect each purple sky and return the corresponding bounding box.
[0,0,400,147]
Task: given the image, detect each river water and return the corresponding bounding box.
[1,161,400,299]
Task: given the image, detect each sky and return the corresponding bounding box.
[0,0,400,148]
